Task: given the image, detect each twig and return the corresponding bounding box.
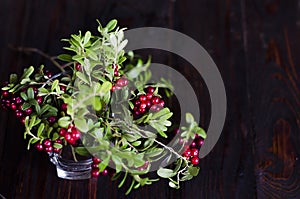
[8,45,65,73]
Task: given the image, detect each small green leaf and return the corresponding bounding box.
[188,166,200,176]
[76,72,89,84]
[37,123,45,137]
[74,118,89,133]
[53,143,63,149]
[83,31,91,46]
[9,74,18,84]
[51,80,59,91]
[157,168,176,178]
[106,19,117,31]
[58,116,71,128]
[57,54,73,62]
[99,81,112,96]
[27,87,34,99]
[186,113,194,124]
[75,147,91,156]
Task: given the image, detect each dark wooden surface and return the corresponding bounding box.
[0,0,300,198]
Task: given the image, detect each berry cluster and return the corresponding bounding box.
[35,138,62,153]
[175,129,204,165]
[59,125,81,146]
[91,157,109,177]
[132,87,165,116]
[111,76,129,91]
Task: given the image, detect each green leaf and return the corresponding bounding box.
[118,172,128,188]
[83,31,91,46]
[169,181,179,189]
[20,66,34,80]
[53,143,63,149]
[27,87,34,99]
[195,127,207,139]
[9,74,18,84]
[76,72,89,84]
[188,166,200,176]
[57,54,73,62]
[106,19,117,32]
[186,113,194,124]
[75,147,91,156]
[157,168,176,178]
[58,116,71,128]
[37,123,45,137]
[99,81,112,96]
[99,155,110,172]
[51,80,59,91]
[74,118,89,133]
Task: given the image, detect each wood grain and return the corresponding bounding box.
[0,0,300,198]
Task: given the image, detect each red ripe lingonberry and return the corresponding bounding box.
[191,148,199,157]
[139,95,147,102]
[197,139,204,147]
[54,139,63,144]
[45,146,53,153]
[2,91,9,98]
[147,87,155,94]
[35,143,44,151]
[134,100,141,106]
[10,103,17,110]
[91,169,100,177]
[139,103,147,109]
[111,85,116,92]
[71,127,81,140]
[191,157,199,165]
[61,103,68,111]
[75,63,81,71]
[92,164,99,169]
[190,141,196,148]
[14,97,23,104]
[45,71,52,78]
[183,148,191,157]
[24,107,33,115]
[36,96,43,104]
[43,139,52,147]
[92,157,101,164]
[101,169,108,176]
[151,96,160,105]
[60,85,66,92]
[139,108,146,114]
[53,148,61,153]
[114,70,119,76]
[159,100,165,107]
[15,110,23,118]
[20,117,26,124]
[47,116,57,124]
[146,93,153,100]
[59,128,67,136]
[64,133,72,141]
[112,64,118,70]
[145,100,151,108]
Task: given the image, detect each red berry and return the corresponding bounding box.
[35,143,43,151]
[147,87,155,94]
[2,91,9,98]
[10,103,17,110]
[14,97,23,104]
[150,104,162,112]
[190,141,196,148]
[191,157,199,165]
[15,110,23,118]
[191,148,199,157]
[71,127,81,140]
[61,103,68,111]
[24,107,33,115]
[60,85,66,92]
[64,133,72,141]
[20,117,26,124]
[111,85,116,92]
[146,93,153,100]
[92,157,101,164]
[139,108,146,114]
[197,139,204,147]
[91,169,100,177]
[45,71,52,78]
[145,100,152,108]
[134,100,141,106]
[139,102,147,109]
[139,95,147,102]
[53,148,61,153]
[59,128,67,136]
[54,139,63,144]
[114,70,119,76]
[36,96,43,104]
[45,146,53,153]
[183,149,191,157]
[75,63,81,71]
[47,116,57,124]
[159,100,165,107]
[92,164,99,169]
[151,96,160,104]
[43,139,52,147]
[134,111,140,115]
[101,169,108,176]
